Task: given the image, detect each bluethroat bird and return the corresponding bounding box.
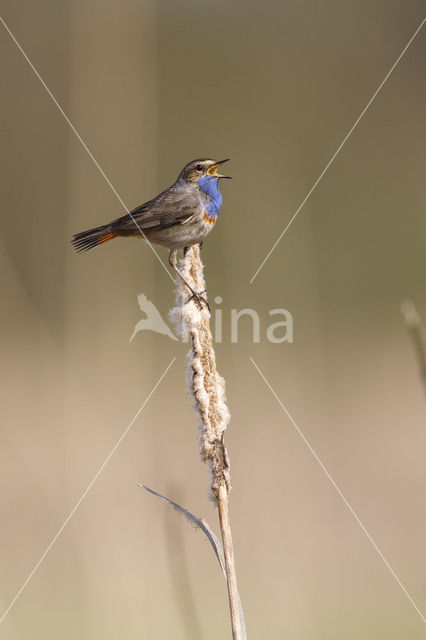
[71,158,231,308]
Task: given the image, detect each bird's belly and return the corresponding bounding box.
[145,212,216,250]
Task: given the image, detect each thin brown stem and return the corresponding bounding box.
[218,482,246,640]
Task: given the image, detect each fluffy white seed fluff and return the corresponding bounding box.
[169,244,231,501]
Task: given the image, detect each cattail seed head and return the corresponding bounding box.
[170,245,231,502]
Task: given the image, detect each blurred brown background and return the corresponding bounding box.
[1,1,425,638]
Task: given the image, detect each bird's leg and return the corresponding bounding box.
[199,240,203,251]
[169,250,210,311]
[182,246,206,298]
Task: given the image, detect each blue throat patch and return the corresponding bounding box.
[197,175,223,218]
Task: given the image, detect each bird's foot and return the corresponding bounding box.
[187,289,210,312]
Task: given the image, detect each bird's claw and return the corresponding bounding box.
[187,290,210,312]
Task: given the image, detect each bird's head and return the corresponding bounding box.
[178,158,231,186]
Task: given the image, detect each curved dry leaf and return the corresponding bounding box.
[137,482,226,578]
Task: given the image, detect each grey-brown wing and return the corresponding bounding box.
[110,186,199,233]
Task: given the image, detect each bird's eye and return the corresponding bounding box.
[195,164,203,172]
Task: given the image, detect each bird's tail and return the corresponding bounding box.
[71,223,117,253]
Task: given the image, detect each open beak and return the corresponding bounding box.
[207,158,232,179]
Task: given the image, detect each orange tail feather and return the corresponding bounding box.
[71,225,117,252]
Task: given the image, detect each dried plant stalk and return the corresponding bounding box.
[170,244,246,639]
